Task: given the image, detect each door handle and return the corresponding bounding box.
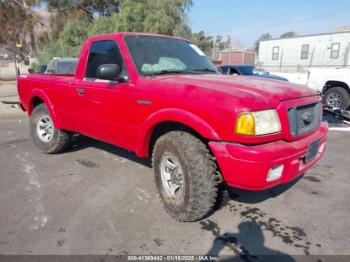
[76,88,85,94]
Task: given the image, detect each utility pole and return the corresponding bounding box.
[279,48,284,71]
[343,42,350,67]
[13,45,17,77]
[212,36,216,61]
[14,43,22,77]
[309,46,315,68]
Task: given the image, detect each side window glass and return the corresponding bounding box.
[219,66,228,74]
[85,40,128,79]
[229,68,239,75]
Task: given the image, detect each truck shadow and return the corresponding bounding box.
[68,134,152,167]
[323,109,350,127]
[68,135,303,205]
[202,220,295,262]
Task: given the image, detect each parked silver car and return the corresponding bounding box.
[45,57,78,74]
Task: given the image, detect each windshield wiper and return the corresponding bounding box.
[152,69,193,76]
[144,68,217,77]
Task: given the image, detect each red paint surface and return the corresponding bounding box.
[17,32,328,190]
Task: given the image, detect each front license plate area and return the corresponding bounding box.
[304,139,321,164]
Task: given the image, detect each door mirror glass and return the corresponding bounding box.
[97,64,121,80]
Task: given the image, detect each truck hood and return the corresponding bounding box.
[157,74,317,108]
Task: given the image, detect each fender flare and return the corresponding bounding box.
[322,79,350,91]
[135,108,220,157]
[28,89,63,128]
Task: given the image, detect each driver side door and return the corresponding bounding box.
[71,40,137,151]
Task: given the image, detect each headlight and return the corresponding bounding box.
[235,109,281,136]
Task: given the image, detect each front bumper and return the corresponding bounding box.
[209,122,328,190]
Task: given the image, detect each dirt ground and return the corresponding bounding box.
[0,81,350,261]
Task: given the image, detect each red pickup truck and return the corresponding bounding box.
[18,33,328,221]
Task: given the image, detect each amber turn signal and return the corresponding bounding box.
[235,113,255,135]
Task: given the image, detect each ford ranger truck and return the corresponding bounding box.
[17,33,328,222]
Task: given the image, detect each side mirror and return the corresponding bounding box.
[97,64,121,81]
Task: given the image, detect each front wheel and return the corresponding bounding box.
[30,104,72,154]
[152,131,219,222]
[323,86,350,110]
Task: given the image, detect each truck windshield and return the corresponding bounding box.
[125,35,218,76]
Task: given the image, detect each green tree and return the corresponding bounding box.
[43,0,75,10]
[43,0,119,41]
[80,0,119,16]
[44,0,119,16]
[216,35,234,50]
[87,0,195,39]
[37,41,59,64]
[254,33,272,53]
[0,0,42,58]
[280,31,297,38]
[116,0,192,37]
[42,0,193,40]
[57,19,88,56]
[191,31,213,55]
[38,18,88,62]
[38,0,195,63]
[45,0,92,40]
[87,13,119,36]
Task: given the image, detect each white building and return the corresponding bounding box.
[258,31,350,71]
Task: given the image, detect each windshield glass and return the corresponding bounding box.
[125,35,217,76]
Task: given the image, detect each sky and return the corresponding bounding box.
[189,0,350,47]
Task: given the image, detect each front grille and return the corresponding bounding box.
[288,102,322,136]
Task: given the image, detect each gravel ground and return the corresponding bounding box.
[0,81,20,117]
[0,81,349,260]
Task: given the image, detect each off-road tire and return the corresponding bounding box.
[30,103,72,154]
[152,131,219,222]
[323,86,350,110]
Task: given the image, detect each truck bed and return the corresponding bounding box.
[18,73,75,113]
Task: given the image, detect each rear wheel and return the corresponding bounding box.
[323,86,350,109]
[152,131,219,222]
[30,104,72,154]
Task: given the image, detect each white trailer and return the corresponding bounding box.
[259,31,350,72]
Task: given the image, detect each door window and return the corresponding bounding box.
[85,40,128,79]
